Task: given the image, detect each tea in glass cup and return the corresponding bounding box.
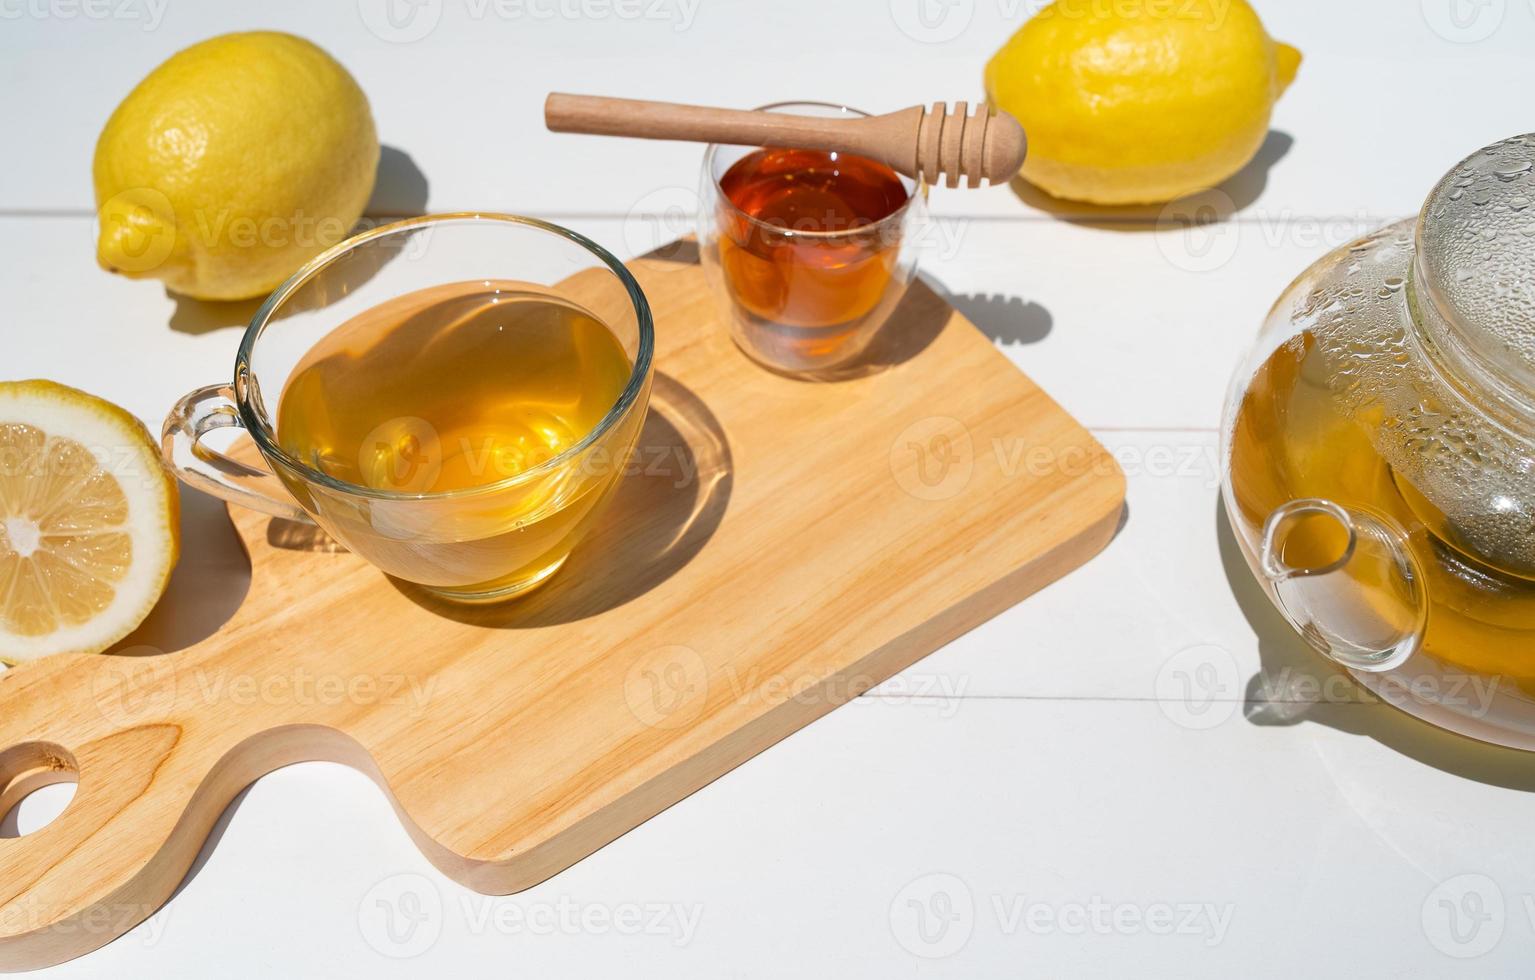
[164,214,654,602]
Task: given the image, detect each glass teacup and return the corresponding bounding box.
[164,213,654,603]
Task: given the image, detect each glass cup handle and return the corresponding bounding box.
[162,383,313,523]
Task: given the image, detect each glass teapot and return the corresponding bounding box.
[1222,134,1535,749]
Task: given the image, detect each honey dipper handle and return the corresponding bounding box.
[544,93,1026,186]
[546,93,894,161]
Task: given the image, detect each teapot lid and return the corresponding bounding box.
[1415,135,1535,414]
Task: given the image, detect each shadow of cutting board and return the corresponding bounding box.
[0,243,1124,970]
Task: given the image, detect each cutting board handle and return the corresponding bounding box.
[0,646,481,973]
[0,655,356,970]
[0,685,206,968]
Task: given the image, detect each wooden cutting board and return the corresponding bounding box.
[0,244,1123,970]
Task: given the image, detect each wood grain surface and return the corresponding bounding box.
[0,244,1123,970]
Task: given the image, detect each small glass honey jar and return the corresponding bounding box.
[697,101,929,379]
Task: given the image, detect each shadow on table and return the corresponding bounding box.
[642,237,699,265]
[850,277,954,370]
[1012,130,1294,232]
[168,145,431,335]
[1216,496,1535,792]
[109,486,251,657]
[167,785,253,902]
[926,283,1053,347]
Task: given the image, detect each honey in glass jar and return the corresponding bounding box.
[699,103,927,378]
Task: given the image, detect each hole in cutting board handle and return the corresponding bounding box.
[0,741,79,838]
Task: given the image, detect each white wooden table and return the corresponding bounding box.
[4,1,1535,974]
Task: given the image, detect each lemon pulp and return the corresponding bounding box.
[0,381,178,662]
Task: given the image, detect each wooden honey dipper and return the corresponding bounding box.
[545,93,1028,188]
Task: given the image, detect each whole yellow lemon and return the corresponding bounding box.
[985,0,1300,205]
[93,31,379,301]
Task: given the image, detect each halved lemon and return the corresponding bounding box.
[0,381,179,663]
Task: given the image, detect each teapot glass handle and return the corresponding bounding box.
[1259,498,1427,672]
